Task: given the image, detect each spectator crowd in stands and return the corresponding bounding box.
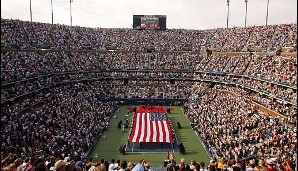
[1,18,297,171]
[184,84,296,171]
[1,19,296,52]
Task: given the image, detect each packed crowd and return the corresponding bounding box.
[224,86,296,125]
[1,51,296,105]
[86,80,192,99]
[1,18,297,171]
[195,54,297,86]
[2,77,296,171]
[1,19,297,52]
[3,71,295,107]
[243,55,296,86]
[193,75,297,119]
[2,51,296,86]
[1,83,118,163]
[2,151,296,171]
[231,77,296,104]
[271,24,297,51]
[2,70,296,115]
[0,51,201,82]
[184,84,297,171]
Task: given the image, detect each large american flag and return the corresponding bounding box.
[129,106,174,143]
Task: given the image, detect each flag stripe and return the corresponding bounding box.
[139,113,145,142]
[131,113,141,142]
[163,121,168,142]
[152,119,157,142]
[145,113,151,142]
[149,119,154,142]
[137,113,144,142]
[129,112,138,142]
[156,121,161,142]
[159,121,164,142]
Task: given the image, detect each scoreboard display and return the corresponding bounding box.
[133,15,167,30]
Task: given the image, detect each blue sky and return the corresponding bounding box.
[1,0,297,29]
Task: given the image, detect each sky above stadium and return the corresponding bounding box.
[1,0,297,30]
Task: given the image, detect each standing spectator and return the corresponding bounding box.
[35,161,48,171]
[118,160,127,171]
[108,159,117,171]
[199,162,208,171]
[194,163,201,171]
[1,153,13,167]
[126,162,135,171]
[208,160,216,171]
[178,158,186,171]
[3,163,16,171]
[267,159,277,171]
[254,159,266,171]
[190,160,197,170]
[23,157,36,171]
[14,158,23,171]
[217,158,224,170]
[46,156,56,170]
[75,161,83,171]
[132,159,145,171]
[54,160,67,171]
[284,160,294,171]
[246,160,255,171]
[94,165,106,171]
[144,163,154,171]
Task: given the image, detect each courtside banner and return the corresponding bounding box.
[129,106,173,143]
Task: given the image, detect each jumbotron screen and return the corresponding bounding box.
[133,15,167,30]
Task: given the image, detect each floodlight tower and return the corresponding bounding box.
[70,0,73,26]
[266,0,269,25]
[245,0,248,27]
[227,0,230,28]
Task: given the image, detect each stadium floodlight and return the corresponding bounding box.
[30,0,32,22]
[227,0,230,28]
[70,0,73,26]
[51,0,53,24]
[245,0,248,27]
[266,0,269,25]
